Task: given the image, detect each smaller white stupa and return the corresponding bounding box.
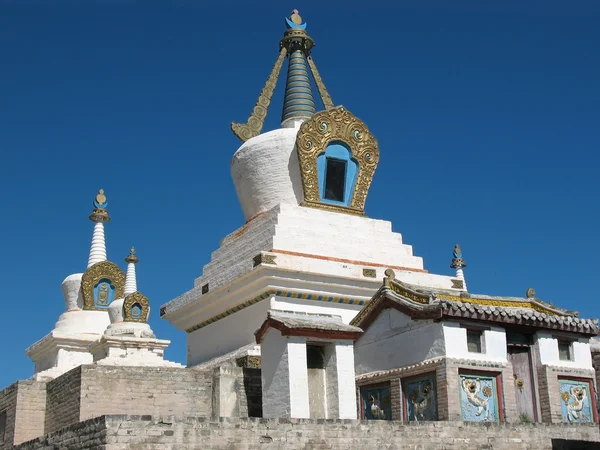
[90,247,182,368]
[26,189,125,380]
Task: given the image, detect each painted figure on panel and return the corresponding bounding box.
[362,385,392,420]
[93,278,115,308]
[404,376,437,422]
[460,376,496,422]
[560,380,593,423]
[131,303,142,320]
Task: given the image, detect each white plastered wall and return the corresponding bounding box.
[443,322,507,363]
[261,330,309,419]
[187,298,271,367]
[536,332,593,369]
[354,309,446,376]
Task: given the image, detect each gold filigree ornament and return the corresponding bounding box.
[295,106,380,215]
[81,261,125,311]
[123,291,150,323]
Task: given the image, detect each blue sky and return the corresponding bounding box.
[0,1,598,388]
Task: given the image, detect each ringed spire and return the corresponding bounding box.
[230,9,334,142]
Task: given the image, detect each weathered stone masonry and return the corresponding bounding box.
[14,415,600,450]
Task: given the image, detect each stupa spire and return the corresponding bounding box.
[280,10,316,127]
[450,244,467,291]
[230,10,334,141]
[87,189,110,268]
[124,246,139,296]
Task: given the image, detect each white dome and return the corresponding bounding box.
[61,273,84,311]
[108,298,124,324]
[231,127,304,221]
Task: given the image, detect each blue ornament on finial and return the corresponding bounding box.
[93,189,108,209]
[285,9,307,29]
[453,244,462,259]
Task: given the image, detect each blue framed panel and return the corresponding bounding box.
[459,373,502,422]
[361,384,392,420]
[559,378,596,423]
[403,373,438,422]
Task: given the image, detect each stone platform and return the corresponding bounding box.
[13,416,600,450]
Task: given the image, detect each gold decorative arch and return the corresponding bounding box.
[123,291,150,323]
[295,106,380,215]
[81,261,125,311]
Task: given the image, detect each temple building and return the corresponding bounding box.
[1,10,600,450]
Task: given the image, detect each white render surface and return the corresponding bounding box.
[443,322,507,363]
[536,332,593,369]
[87,222,107,268]
[62,273,84,311]
[354,309,446,375]
[163,202,453,321]
[261,329,297,419]
[103,320,155,339]
[26,331,99,381]
[124,261,137,296]
[329,341,358,419]
[53,309,110,335]
[90,336,183,368]
[231,126,303,221]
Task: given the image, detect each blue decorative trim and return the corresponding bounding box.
[317,142,358,207]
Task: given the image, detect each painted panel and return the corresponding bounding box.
[459,374,500,422]
[361,384,391,420]
[559,379,594,423]
[93,278,115,309]
[403,374,438,422]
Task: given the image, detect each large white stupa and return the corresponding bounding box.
[160,10,467,368]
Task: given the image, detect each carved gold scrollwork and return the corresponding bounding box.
[123,291,150,323]
[231,47,288,143]
[307,56,334,109]
[296,106,380,215]
[81,261,125,311]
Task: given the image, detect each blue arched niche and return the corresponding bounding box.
[317,141,358,207]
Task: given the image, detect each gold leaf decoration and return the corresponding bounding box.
[123,291,150,323]
[81,261,125,311]
[296,106,380,215]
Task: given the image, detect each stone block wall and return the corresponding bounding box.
[14,415,600,450]
[13,381,47,446]
[45,366,82,435]
[537,365,596,424]
[78,365,213,423]
[356,358,518,422]
[445,358,518,422]
[356,359,444,420]
[0,382,18,450]
[0,380,47,449]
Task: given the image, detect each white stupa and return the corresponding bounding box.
[26,190,125,380]
[160,11,467,369]
[90,247,182,368]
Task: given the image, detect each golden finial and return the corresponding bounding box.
[526,288,536,299]
[95,189,106,206]
[290,9,302,25]
[125,246,139,264]
[89,189,110,223]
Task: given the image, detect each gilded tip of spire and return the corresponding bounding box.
[125,246,139,264]
[450,244,466,269]
[89,189,110,223]
[285,9,306,29]
[94,189,107,209]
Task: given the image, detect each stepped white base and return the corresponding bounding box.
[26,331,101,381]
[90,336,183,368]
